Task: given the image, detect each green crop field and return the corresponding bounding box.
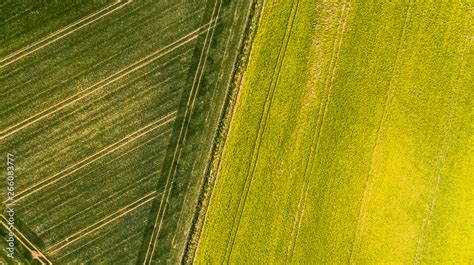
[196,0,473,264]
[0,0,252,263]
[1,0,471,264]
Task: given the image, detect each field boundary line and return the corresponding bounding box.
[185,1,263,262]
[197,0,262,248]
[142,1,222,263]
[223,0,300,262]
[286,1,351,262]
[170,0,244,249]
[45,191,158,255]
[12,113,176,203]
[0,0,132,69]
[413,30,472,264]
[348,5,413,263]
[0,22,214,140]
[1,216,52,264]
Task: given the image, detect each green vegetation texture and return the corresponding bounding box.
[0,0,251,264]
[196,0,473,263]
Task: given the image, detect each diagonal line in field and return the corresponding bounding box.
[0,0,195,98]
[0,0,132,69]
[12,64,183,161]
[413,30,472,264]
[40,170,165,237]
[87,226,143,262]
[348,5,413,263]
[0,22,215,140]
[222,0,300,262]
[0,48,125,114]
[189,2,263,263]
[12,112,176,203]
[1,216,53,264]
[53,226,109,261]
[0,7,33,27]
[3,76,177,203]
[183,3,259,262]
[23,125,173,225]
[0,1,199,100]
[46,191,158,255]
[286,1,351,262]
[0,217,32,255]
[1,0,122,61]
[169,0,248,248]
[142,1,222,264]
[0,43,126,111]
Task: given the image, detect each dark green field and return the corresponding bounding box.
[0,0,251,263]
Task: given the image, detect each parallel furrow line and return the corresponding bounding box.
[348,5,413,263]
[286,1,351,262]
[0,216,52,264]
[0,0,131,69]
[413,30,472,264]
[40,172,164,237]
[223,0,300,262]
[142,1,222,263]
[0,22,214,140]
[46,192,158,255]
[13,113,176,202]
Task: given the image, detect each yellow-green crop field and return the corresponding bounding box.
[0,0,251,263]
[197,0,473,264]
